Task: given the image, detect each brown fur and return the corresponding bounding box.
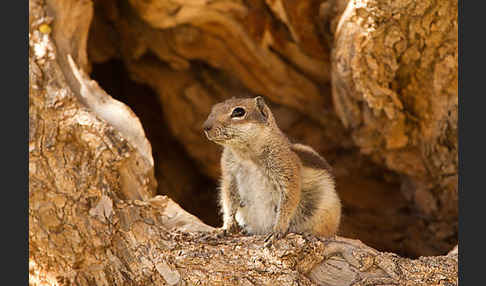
[203,97,341,238]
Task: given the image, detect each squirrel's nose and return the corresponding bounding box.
[203,120,212,132]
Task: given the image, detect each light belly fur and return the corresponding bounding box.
[234,161,279,234]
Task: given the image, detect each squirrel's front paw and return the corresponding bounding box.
[211,228,228,238]
[263,227,288,247]
[224,221,243,235]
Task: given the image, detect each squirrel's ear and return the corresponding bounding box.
[255,96,268,121]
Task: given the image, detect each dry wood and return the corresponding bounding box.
[29,0,458,285]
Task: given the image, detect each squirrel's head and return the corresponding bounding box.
[203,96,274,146]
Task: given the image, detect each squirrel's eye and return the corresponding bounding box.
[231,107,246,118]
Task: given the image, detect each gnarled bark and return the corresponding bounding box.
[332,0,458,256]
[83,0,457,257]
[29,0,458,284]
[30,194,458,286]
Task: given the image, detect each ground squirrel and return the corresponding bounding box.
[203,96,341,243]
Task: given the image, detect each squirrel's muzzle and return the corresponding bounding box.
[202,120,212,132]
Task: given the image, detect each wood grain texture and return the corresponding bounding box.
[29,0,458,284]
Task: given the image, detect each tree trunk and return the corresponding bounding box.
[29,0,458,285]
[331,0,458,255]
